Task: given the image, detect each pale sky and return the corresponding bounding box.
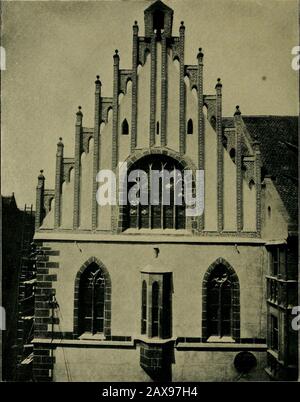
[1,0,298,208]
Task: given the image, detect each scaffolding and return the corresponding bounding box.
[16,204,35,381]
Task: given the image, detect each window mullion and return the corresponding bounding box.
[218,286,222,337]
[91,279,95,334]
[173,166,176,229]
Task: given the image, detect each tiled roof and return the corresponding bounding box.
[223,116,298,223]
[243,116,298,223]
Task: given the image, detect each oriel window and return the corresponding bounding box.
[152,282,159,337]
[140,272,172,339]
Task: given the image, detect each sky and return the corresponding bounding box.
[1,0,299,208]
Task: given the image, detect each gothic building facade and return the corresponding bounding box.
[32,1,298,381]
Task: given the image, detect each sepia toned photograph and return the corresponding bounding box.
[0,0,299,386]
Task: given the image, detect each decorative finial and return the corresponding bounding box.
[215,78,222,88]
[76,106,83,121]
[38,169,45,179]
[234,105,241,116]
[57,137,63,150]
[95,75,101,86]
[197,47,204,59]
[114,49,119,61]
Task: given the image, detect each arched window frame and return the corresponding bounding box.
[74,257,111,338]
[122,154,186,230]
[202,258,240,341]
[122,118,129,135]
[187,118,193,134]
[117,149,197,232]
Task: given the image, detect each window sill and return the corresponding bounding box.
[206,336,236,343]
[122,228,192,236]
[32,337,135,348]
[176,342,267,351]
[79,332,106,341]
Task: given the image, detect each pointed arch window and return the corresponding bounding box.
[202,260,240,341]
[207,264,234,338]
[187,119,193,134]
[79,262,105,335]
[156,121,160,135]
[122,118,129,135]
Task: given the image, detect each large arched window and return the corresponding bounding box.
[152,282,159,337]
[78,262,105,335]
[124,154,186,230]
[202,258,240,340]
